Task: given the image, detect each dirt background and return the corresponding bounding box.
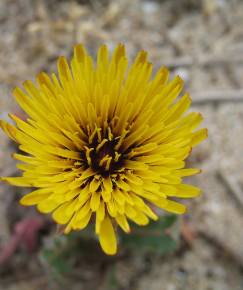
[0,0,243,289]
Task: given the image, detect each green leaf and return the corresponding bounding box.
[41,248,72,275]
[121,214,179,255]
[148,214,178,230]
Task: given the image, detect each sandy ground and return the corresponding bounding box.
[0,0,243,289]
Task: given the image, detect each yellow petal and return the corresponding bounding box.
[115,179,130,191]
[113,188,125,205]
[1,177,33,187]
[140,203,158,221]
[101,187,111,202]
[0,120,18,141]
[164,200,186,214]
[124,160,148,171]
[150,197,168,209]
[97,200,105,221]
[124,172,143,185]
[73,211,92,230]
[130,210,149,226]
[57,56,72,83]
[73,43,87,63]
[52,202,73,224]
[95,214,101,234]
[75,201,91,221]
[175,168,201,177]
[20,189,50,205]
[116,214,130,233]
[37,198,61,213]
[125,204,137,219]
[191,128,208,147]
[107,199,117,217]
[99,217,117,255]
[89,177,101,192]
[174,184,201,198]
[103,176,113,193]
[90,192,101,211]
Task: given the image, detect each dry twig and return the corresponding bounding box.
[191,89,243,105]
[163,54,243,69]
[217,170,243,211]
[198,230,243,267]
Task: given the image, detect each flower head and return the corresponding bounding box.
[0,44,207,255]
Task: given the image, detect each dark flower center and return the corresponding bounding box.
[82,129,124,176]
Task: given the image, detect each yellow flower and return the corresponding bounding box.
[0,44,207,255]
